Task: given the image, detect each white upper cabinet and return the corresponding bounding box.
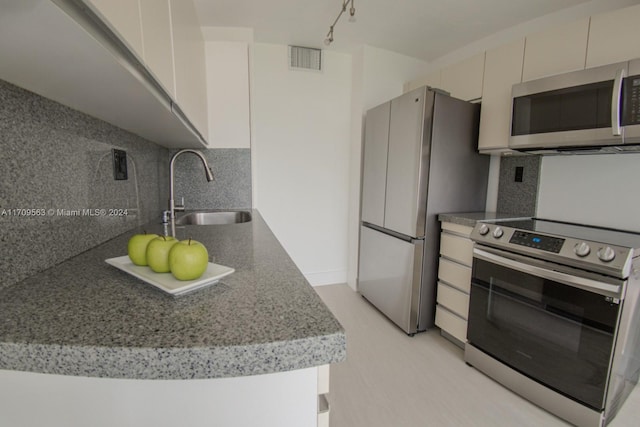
[139,0,176,99]
[478,39,525,153]
[0,0,205,148]
[170,0,209,141]
[586,4,640,69]
[440,53,485,101]
[90,0,208,139]
[522,18,589,81]
[84,0,144,59]
[0,0,208,147]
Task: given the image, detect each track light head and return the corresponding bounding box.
[324,0,356,45]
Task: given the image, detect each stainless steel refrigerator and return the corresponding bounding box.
[358,86,489,335]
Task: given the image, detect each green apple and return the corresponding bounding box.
[168,238,209,281]
[127,232,160,266]
[146,236,178,273]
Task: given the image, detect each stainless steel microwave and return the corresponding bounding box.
[509,59,640,153]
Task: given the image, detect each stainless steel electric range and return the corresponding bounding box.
[465,218,640,427]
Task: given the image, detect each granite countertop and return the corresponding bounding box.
[438,211,532,228]
[0,210,346,380]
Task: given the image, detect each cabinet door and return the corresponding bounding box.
[139,0,175,98]
[522,18,589,81]
[84,0,144,59]
[361,101,391,227]
[384,88,426,236]
[440,52,485,101]
[586,4,640,69]
[170,0,208,139]
[478,39,525,153]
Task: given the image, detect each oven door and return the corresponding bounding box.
[468,246,625,411]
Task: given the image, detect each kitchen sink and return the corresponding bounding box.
[175,210,252,225]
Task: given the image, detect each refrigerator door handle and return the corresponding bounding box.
[362,221,423,242]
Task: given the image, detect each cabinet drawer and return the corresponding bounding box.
[437,282,469,319]
[441,222,473,238]
[438,258,471,293]
[435,306,468,344]
[440,233,473,266]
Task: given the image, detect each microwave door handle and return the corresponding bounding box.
[612,68,626,136]
[473,248,623,298]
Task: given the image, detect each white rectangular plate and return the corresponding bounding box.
[105,256,235,296]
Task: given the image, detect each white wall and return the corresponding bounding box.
[360,46,431,111]
[204,40,251,148]
[346,46,429,290]
[537,154,640,232]
[252,43,352,286]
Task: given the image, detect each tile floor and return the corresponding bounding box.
[315,284,640,427]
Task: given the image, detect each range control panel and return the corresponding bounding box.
[509,231,564,253]
[470,221,634,279]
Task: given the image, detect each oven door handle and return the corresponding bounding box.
[473,248,624,299]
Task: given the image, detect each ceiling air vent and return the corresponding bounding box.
[288,46,322,71]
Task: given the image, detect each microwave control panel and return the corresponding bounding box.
[622,75,640,125]
[509,231,565,253]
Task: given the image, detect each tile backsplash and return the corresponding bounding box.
[0,79,254,289]
[496,155,541,216]
[171,148,252,210]
[0,79,169,289]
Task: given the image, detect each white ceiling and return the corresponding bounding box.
[193,0,596,61]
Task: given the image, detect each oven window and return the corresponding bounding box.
[512,80,613,135]
[468,258,620,410]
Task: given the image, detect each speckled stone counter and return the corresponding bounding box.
[0,210,345,380]
[438,211,531,228]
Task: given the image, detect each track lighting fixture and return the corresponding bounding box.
[324,0,356,46]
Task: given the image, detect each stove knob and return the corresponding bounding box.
[492,227,504,239]
[478,224,490,236]
[597,246,616,263]
[573,242,591,257]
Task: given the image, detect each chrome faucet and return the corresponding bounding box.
[167,149,214,225]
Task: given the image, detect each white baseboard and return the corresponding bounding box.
[304,270,347,287]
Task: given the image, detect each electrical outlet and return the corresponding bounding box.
[113,149,128,180]
[515,166,524,182]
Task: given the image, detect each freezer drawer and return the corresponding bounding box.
[358,225,424,333]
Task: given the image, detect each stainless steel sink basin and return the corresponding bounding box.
[175,211,252,225]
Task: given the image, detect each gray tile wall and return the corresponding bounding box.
[496,155,541,216]
[171,149,252,210]
[0,79,169,289]
[0,80,254,289]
